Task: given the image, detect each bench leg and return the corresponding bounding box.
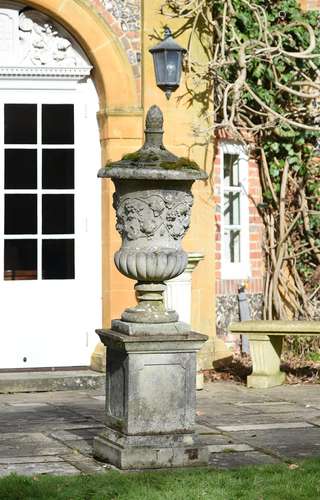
[247,335,285,389]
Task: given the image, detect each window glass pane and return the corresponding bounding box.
[5,149,37,189]
[42,105,74,144]
[223,154,240,187]
[42,239,74,279]
[42,194,74,234]
[42,149,74,189]
[5,104,37,144]
[224,229,241,264]
[4,239,37,280]
[224,192,241,225]
[5,194,37,234]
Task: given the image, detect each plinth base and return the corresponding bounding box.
[94,328,208,470]
[94,427,209,469]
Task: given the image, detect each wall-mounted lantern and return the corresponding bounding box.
[149,27,187,100]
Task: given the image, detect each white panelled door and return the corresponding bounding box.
[0,82,101,368]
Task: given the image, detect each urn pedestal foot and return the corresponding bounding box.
[121,283,178,324]
[93,328,209,469]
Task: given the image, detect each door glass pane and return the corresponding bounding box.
[224,192,241,225]
[4,239,37,280]
[5,149,37,189]
[5,104,37,144]
[42,194,74,234]
[42,239,74,279]
[223,154,240,187]
[42,105,74,144]
[42,149,74,189]
[5,194,37,234]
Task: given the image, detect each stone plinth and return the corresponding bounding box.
[93,328,209,469]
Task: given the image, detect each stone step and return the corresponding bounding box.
[0,370,105,394]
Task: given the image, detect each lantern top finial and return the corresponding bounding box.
[163,26,172,39]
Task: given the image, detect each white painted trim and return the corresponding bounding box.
[0,66,92,80]
[220,140,251,280]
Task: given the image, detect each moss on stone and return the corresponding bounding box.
[121,151,161,162]
[121,152,141,161]
[160,157,200,171]
[113,154,200,170]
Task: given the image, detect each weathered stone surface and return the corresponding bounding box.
[0,462,79,477]
[93,328,208,468]
[0,432,71,457]
[94,434,210,470]
[62,454,109,473]
[111,319,190,335]
[208,444,254,453]
[234,427,320,460]
[217,422,313,432]
[229,321,320,388]
[230,320,320,334]
[96,329,206,436]
[0,370,105,394]
[209,451,280,469]
[49,428,103,442]
[0,380,319,473]
[0,456,64,465]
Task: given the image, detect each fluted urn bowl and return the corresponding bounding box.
[98,106,207,325]
[115,248,187,282]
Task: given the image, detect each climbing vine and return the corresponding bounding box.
[162,0,320,320]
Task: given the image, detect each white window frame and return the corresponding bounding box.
[220,141,250,280]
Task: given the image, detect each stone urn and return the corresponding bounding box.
[98,105,207,334]
[94,106,210,469]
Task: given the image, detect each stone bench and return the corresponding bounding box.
[229,320,320,389]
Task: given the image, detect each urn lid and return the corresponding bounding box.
[98,105,208,181]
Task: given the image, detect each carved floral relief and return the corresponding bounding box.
[113,192,194,241]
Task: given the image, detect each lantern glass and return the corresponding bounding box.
[166,51,180,84]
[152,51,165,84]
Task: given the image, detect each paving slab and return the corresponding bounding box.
[0,432,72,458]
[230,427,320,460]
[216,422,313,432]
[0,380,319,474]
[209,451,281,469]
[0,462,80,477]
[62,454,110,474]
[0,370,105,394]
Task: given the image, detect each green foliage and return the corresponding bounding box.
[162,0,320,321]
